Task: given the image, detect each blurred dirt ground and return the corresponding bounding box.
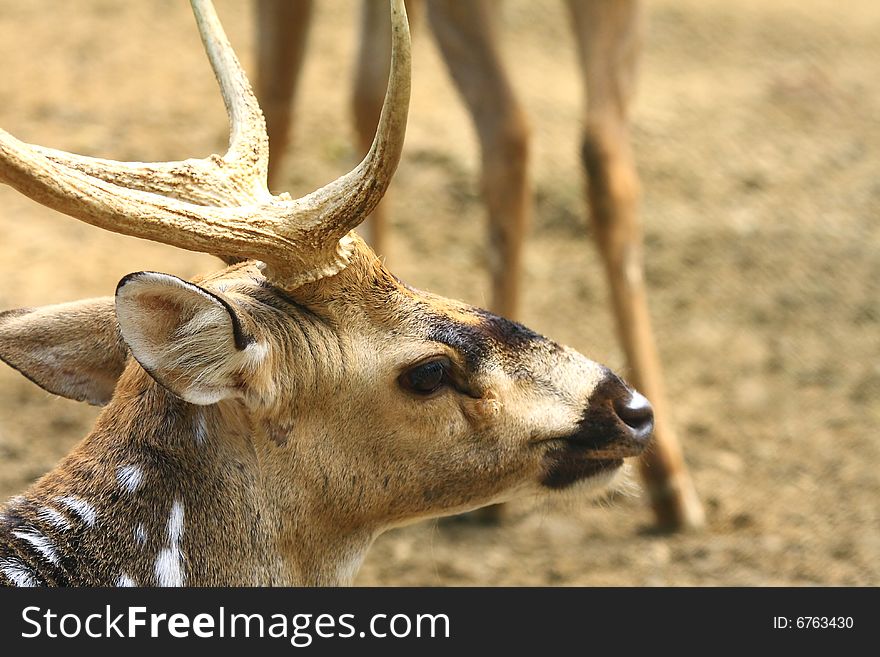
[0,0,877,585]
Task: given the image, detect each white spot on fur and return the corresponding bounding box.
[116,573,137,587]
[167,499,184,544]
[135,524,147,546]
[116,465,144,493]
[0,558,40,587]
[37,507,71,531]
[244,341,268,365]
[154,549,185,587]
[12,530,59,566]
[194,411,207,446]
[154,499,185,587]
[56,496,97,527]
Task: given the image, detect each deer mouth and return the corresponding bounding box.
[538,420,649,490]
[539,381,654,489]
[539,441,625,490]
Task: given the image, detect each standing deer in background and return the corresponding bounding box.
[255,0,704,529]
[0,0,654,587]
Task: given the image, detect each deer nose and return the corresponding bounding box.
[613,389,654,444]
[570,372,654,456]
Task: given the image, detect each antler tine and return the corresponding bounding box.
[191,0,270,191]
[22,0,270,206]
[21,151,260,207]
[0,0,411,290]
[274,0,412,243]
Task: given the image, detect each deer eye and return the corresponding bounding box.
[399,358,452,396]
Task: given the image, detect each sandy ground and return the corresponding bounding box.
[0,0,877,585]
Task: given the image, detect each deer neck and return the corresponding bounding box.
[0,367,373,587]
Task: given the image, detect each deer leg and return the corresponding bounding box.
[427,0,531,321]
[428,0,531,524]
[353,0,392,254]
[353,1,423,255]
[566,0,704,531]
[254,0,314,190]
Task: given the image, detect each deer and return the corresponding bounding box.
[0,0,655,587]
[255,0,704,529]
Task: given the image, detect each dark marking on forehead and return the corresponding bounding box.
[425,316,491,370]
[423,306,553,372]
[470,308,550,349]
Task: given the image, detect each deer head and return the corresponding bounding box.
[0,0,652,586]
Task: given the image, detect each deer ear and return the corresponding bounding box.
[0,298,128,406]
[115,272,266,405]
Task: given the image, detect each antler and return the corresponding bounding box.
[0,0,411,289]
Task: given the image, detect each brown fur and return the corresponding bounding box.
[0,299,126,405]
[0,239,650,586]
[0,0,653,587]
[255,0,703,529]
